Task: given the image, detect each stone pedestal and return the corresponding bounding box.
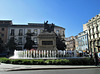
[38,32,57,50]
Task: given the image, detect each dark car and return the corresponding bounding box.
[0,53,8,57]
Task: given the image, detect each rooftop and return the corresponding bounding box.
[0,20,65,29]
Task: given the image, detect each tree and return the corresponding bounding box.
[24,33,35,50]
[56,34,66,50]
[7,37,17,54]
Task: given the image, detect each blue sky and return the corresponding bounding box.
[0,0,100,37]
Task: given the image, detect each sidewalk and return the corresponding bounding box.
[0,63,100,72]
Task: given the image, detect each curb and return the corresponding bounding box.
[7,66,100,71]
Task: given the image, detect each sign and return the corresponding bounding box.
[98,53,100,58]
[42,41,53,45]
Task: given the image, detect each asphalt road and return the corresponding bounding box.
[0,68,100,74]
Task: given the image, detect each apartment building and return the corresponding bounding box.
[7,21,65,50]
[84,13,100,56]
[75,30,88,53]
[65,36,75,51]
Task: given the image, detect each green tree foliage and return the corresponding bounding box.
[56,34,66,50]
[7,37,17,54]
[24,33,35,50]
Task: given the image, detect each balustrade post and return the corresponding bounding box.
[42,50,43,58]
[50,50,51,58]
[47,50,48,58]
[26,50,27,58]
[31,50,32,58]
[34,50,35,58]
[39,50,40,58]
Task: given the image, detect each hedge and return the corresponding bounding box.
[0,57,94,65]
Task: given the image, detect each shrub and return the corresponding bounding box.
[21,59,32,65]
[68,58,94,65]
[59,59,69,65]
[11,59,23,64]
[45,60,52,64]
[33,59,45,65]
[0,57,94,65]
[0,58,11,64]
[44,59,69,65]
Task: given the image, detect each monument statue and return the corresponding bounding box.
[44,21,54,32]
[38,21,57,50]
[51,23,54,32]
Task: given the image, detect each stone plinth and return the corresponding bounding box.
[38,31,57,50]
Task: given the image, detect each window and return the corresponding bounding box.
[33,37,37,44]
[19,29,23,36]
[89,29,91,34]
[40,29,43,33]
[97,33,99,37]
[95,41,96,46]
[86,41,87,45]
[18,37,22,44]
[99,40,100,45]
[83,41,84,45]
[96,26,98,32]
[34,29,38,35]
[2,28,4,31]
[97,19,100,23]
[1,34,4,37]
[89,34,91,40]
[98,48,100,52]
[63,31,65,36]
[27,29,31,33]
[92,28,94,33]
[93,35,95,39]
[11,29,14,36]
[56,30,59,35]
[85,36,86,39]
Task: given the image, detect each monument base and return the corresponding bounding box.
[38,31,57,50]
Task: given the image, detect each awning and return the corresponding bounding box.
[83,50,86,52]
[79,51,82,53]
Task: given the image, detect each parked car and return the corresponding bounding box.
[0,53,8,57]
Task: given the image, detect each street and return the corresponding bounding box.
[0,68,100,74]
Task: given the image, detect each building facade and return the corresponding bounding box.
[83,24,88,31]
[85,14,100,55]
[7,21,65,50]
[75,36,78,51]
[0,20,12,44]
[65,36,75,51]
[75,30,88,53]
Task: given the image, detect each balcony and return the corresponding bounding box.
[18,33,23,36]
[34,33,38,36]
[89,34,91,36]
[95,24,98,27]
[10,33,14,36]
[96,30,99,34]
[18,42,22,45]
[92,33,95,35]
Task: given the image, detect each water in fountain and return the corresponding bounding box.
[9,50,77,59]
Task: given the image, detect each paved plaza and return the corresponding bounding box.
[0,63,100,72]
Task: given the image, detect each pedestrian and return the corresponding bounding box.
[94,52,98,66]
